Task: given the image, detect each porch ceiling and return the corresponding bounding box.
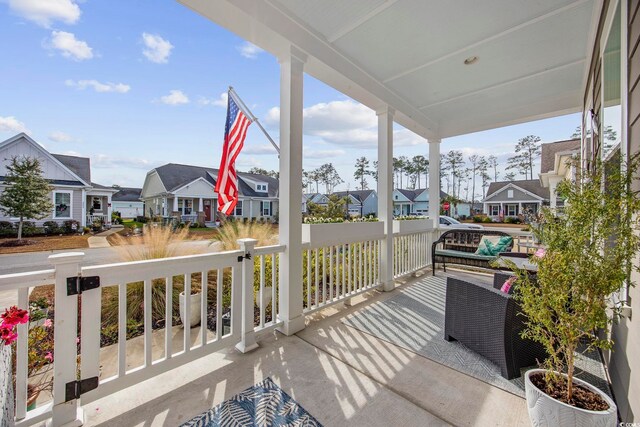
[178,0,598,139]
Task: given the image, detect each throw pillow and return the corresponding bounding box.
[475,235,502,256]
[500,276,517,294]
[492,235,514,255]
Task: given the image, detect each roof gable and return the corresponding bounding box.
[485,180,549,201]
[540,138,580,173]
[0,133,89,186]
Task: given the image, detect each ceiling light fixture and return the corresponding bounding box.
[464,56,479,65]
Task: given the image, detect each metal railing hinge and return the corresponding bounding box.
[65,377,99,402]
[66,274,100,296]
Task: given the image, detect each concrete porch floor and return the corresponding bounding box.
[81,269,530,427]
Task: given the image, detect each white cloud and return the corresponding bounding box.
[92,154,155,170]
[48,31,93,61]
[244,144,277,155]
[142,33,173,64]
[265,100,380,148]
[159,90,189,105]
[7,0,80,27]
[199,92,228,107]
[237,41,263,59]
[0,116,30,134]
[304,149,346,159]
[48,131,78,143]
[236,157,263,168]
[65,79,130,93]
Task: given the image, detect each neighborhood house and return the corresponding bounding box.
[0,133,117,228]
[141,163,279,224]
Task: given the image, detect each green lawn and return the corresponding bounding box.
[122,219,145,229]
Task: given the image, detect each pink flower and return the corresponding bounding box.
[76,337,80,344]
[43,319,52,328]
[0,324,18,345]
[534,248,546,259]
[1,306,29,327]
[44,352,53,362]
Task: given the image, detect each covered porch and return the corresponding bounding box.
[2,0,636,426]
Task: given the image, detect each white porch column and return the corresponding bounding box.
[107,193,112,225]
[249,199,254,219]
[548,177,561,209]
[277,47,306,336]
[199,197,203,211]
[81,189,87,227]
[173,196,178,213]
[428,139,441,228]
[377,106,394,292]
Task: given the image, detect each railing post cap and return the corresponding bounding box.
[48,252,85,265]
[237,238,258,245]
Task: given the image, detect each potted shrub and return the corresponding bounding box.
[508,156,640,427]
[179,285,202,328]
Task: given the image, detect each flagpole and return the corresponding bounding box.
[229,86,280,154]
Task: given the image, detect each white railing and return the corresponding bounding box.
[1,223,442,427]
[302,238,382,314]
[393,229,440,278]
[0,239,283,427]
[87,214,109,225]
[0,270,56,427]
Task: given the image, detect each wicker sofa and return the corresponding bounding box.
[443,273,547,379]
[431,229,513,275]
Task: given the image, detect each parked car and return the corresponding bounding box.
[439,215,484,230]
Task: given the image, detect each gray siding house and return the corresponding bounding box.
[141,163,279,223]
[0,133,117,228]
[482,180,549,220]
[332,190,377,217]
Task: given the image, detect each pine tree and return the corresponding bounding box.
[0,156,53,240]
[506,135,541,180]
[353,157,370,190]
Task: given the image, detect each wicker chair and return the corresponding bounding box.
[443,273,547,379]
[432,229,514,275]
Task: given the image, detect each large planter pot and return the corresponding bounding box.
[179,292,201,328]
[392,219,434,234]
[302,221,384,247]
[524,369,617,427]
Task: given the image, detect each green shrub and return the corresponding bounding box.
[0,221,15,237]
[21,221,38,236]
[472,216,484,223]
[64,219,80,233]
[43,221,60,235]
[482,217,493,223]
[504,217,522,224]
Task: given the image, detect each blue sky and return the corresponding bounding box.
[0,0,580,198]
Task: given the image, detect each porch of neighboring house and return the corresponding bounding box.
[86,193,112,228]
[484,201,542,220]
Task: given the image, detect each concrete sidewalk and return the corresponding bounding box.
[87,226,123,248]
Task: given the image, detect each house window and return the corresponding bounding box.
[256,183,268,192]
[506,204,517,216]
[260,201,271,216]
[54,191,72,218]
[490,205,500,216]
[507,190,514,198]
[234,200,243,216]
[92,197,102,211]
[184,199,192,215]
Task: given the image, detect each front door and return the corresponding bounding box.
[204,200,211,221]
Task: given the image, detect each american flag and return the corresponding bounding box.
[215,92,252,215]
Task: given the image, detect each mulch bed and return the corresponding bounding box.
[529,372,609,411]
[0,239,38,247]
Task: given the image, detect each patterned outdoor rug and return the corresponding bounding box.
[181,377,322,427]
[343,275,611,398]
